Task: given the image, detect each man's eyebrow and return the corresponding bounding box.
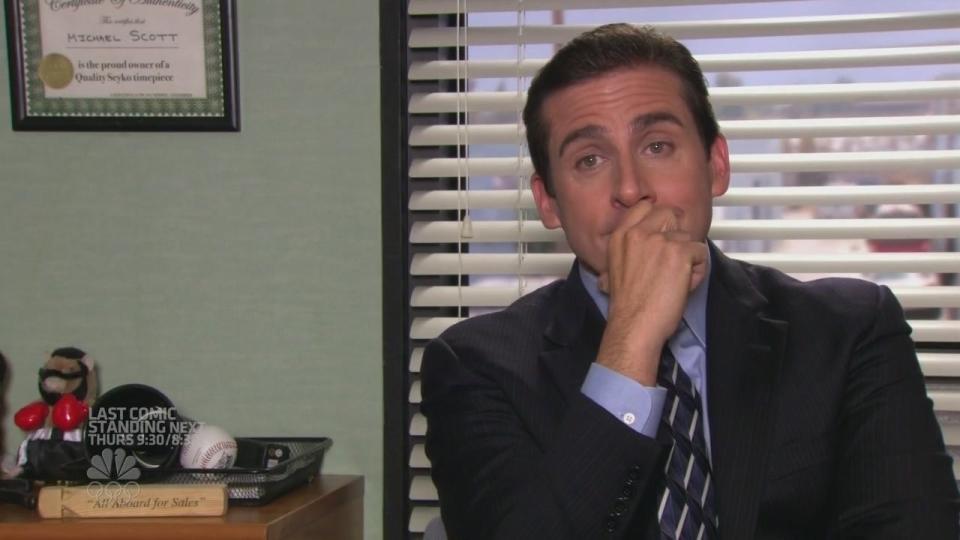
[557,124,607,158]
[630,111,684,132]
[556,112,684,158]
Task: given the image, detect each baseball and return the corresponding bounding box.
[179,423,238,470]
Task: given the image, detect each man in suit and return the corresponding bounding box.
[420,24,958,539]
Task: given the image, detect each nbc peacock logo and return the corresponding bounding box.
[87,448,141,481]
[85,448,141,503]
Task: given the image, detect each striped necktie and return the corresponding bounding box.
[656,347,718,539]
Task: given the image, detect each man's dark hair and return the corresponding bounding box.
[523,23,720,194]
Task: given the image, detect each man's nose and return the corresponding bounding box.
[613,156,651,208]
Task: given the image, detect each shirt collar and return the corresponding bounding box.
[578,248,710,348]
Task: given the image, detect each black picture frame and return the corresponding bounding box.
[4,0,239,131]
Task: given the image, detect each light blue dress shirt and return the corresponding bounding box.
[579,254,712,457]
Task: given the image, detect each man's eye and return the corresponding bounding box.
[649,141,667,154]
[576,154,601,169]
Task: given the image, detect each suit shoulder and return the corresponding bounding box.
[738,260,896,320]
[421,279,569,390]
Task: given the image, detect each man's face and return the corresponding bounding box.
[531,66,730,276]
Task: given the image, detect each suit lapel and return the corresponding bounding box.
[539,264,606,404]
[706,246,787,540]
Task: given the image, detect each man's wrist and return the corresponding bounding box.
[596,326,663,386]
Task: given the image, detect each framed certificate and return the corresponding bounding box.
[4,0,239,131]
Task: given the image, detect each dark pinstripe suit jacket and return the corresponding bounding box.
[421,246,958,539]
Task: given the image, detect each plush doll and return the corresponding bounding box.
[9,347,98,480]
[14,347,96,433]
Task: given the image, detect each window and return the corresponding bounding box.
[384,1,960,537]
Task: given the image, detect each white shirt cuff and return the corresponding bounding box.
[581,362,666,437]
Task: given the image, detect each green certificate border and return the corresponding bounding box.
[4,0,239,131]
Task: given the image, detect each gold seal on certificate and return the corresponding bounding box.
[38,53,74,89]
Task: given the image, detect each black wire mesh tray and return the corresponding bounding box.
[162,436,332,506]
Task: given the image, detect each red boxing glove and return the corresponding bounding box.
[52,394,89,431]
[14,401,49,431]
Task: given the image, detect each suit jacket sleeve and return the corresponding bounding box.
[421,334,666,540]
[827,285,958,538]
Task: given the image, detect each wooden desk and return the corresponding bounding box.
[0,474,363,540]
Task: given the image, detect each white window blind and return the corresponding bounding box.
[402,1,960,536]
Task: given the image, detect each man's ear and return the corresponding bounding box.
[531,173,562,229]
[708,135,731,197]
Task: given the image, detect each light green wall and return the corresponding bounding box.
[0,2,382,537]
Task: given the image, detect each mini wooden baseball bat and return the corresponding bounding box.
[38,483,228,518]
